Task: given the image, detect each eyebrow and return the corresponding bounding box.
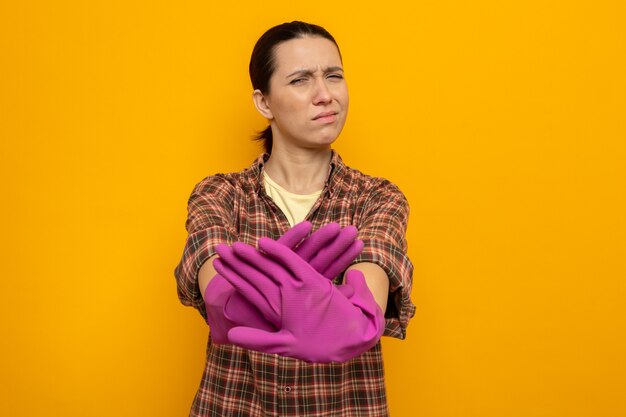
[285,66,344,79]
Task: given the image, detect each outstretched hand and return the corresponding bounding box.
[214,238,385,363]
[206,221,363,343]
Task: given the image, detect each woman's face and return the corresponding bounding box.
[259,36,349,150]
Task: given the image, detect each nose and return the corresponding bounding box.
[312,77,332,105]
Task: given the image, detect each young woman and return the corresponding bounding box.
[175,21,415,417]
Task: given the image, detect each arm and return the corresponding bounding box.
[198,255,219,299]
[174,175,237,319]
[351,179,415,339]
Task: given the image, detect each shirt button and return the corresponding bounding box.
[283,386,292,393]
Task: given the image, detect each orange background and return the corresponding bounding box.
[1,1,625,416]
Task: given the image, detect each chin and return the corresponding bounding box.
[319,127,344,144]
[300,137,337,151]
[303,142,335,151]
[318,134,340,147]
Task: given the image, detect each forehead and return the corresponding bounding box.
[272,36,342,74]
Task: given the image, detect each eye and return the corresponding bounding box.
[327,73,344,81]
[289,77,307,85]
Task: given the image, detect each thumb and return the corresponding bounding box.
[335,284,355,299]
[228,327,295,355]
[293,222,341,261]
[342,270,384,328]
[343,269,368,289]
[224,293,277,331]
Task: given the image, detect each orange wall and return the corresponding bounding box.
[1,1,625,416]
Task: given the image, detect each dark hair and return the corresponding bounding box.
[249,21,341,154]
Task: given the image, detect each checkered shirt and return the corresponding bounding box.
[175,150,415,416]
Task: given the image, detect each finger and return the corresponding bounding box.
[321,225,358,255]
[231,241,294,285]
[217,243,283,288]
[257,237,314,280]
[318,240,364,279]
[277,221,313,249]
[315,226,357,262]
[215,245,283,321]
[213,257,281,323]
[308,226,359,276]
[228,327,294,355]
[294,222,341,261]
[212,257,262,304]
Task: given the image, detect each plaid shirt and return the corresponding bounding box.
[175,150,415,417]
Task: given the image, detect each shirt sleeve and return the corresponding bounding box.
[174,175,238,320]
[352,178,415,339]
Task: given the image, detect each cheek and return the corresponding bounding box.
[336,85,349,105]
[276,91,308,111]
[269,99,295,120]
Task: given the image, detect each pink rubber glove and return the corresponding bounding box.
[214,238,385,363]
[279,221,364,280]
[204,275,272,344]
[221,222,364,327]
[204,222,312,343]
[206,222,362,343]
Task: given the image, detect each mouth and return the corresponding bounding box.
[313,111,338,121]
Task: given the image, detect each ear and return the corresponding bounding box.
[252,89,274,120]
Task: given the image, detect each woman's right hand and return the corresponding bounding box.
[214,222,363,330]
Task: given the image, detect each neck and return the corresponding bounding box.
[264,145,332,194]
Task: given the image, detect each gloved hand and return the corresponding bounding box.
[214,238,385,363]
[205,222,363,343]
[278,221,364,280]
[204,274,272,344]
[220,222,364,328]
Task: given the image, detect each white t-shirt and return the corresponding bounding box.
[263,171,322,227]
